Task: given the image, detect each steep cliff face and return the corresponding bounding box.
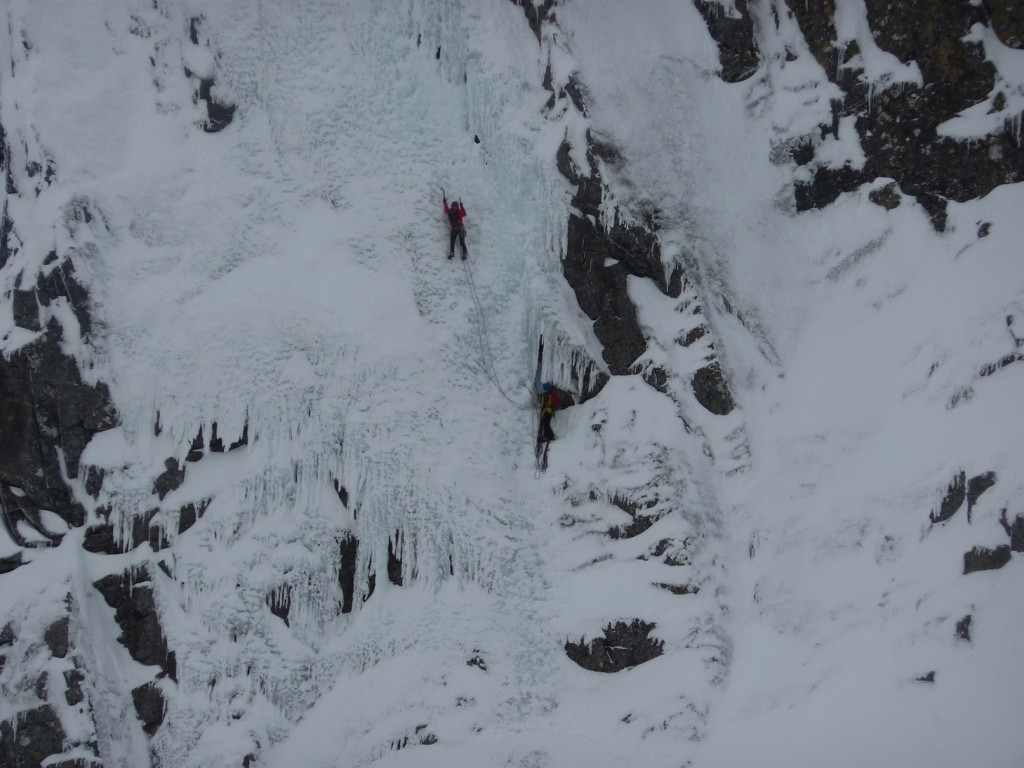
[0,134,121,764]
[0,0,1021,766]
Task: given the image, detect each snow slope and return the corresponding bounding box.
[1,0,1022,766]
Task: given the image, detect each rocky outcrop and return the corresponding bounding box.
[132,682,166,736]
[0,251,118,549]
[184,16,235,133]
[640,537,693,567]
[563,212,650,375]
[692,0,759,82]
[0,606,103,768]
[512,0,556,44]
[930,471,997,525]
[985,0,1024,47]
[963,544,1011,574]
[1000,511,1024,553]
[519,4,739,424]
[565,619,664,672]
[338,534,359,613]
[0,705,69,768]
[92,565,175,680]
[560,132,687,376]
[691,362,735,416]
[783,0,1024,229]
[930,471,967,525]
[956,614,972,642]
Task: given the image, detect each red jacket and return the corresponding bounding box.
[444,201,467,229]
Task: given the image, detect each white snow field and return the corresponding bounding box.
[1,0,1022,767]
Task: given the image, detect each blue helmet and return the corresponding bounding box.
[542,382,553,392]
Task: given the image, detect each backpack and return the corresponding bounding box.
[447,205,461,230]
[541,389,558,414]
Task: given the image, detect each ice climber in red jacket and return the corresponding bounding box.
[444,197,468,260]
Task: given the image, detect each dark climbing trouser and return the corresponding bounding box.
[540,411,555,441]
[449,226,467,256]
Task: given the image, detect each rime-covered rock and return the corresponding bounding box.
[692,363,735,416]
[786,0,1024,229]
[92,566,175,678]
[693,0,760,82]
[565,619,664,672]
[132,682,166,736]
[0,261,116,532]
[963,545,1012,574]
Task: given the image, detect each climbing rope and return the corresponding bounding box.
[454,227,550,475]
[461,258,537,412]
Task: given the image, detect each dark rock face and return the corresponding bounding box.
[609,512,661,540]
[12,287,40,331]
[558,124,687,376]
[0,705,67,768]
[680,325,707,348]
[172,500,206,537]
[869,181,902,209]
[656,582,699,596]
[965,471,996,520]
[565,619,664,672]
[956,614,972,642]
[93,565,175,679]
[511,0,555,44]
[185,16,236,133]
[640,537,692,567]
[933,473,962,528]
[564,214,649,375]
[387,536,404,586]
[784,0,1024,229]
[794,164,865,212]
[44,617,70,659]
[64,668,85,706]
[1000,512,1024,553]
[930,471,967,524]
[979,350,1024,378]
[519,8,738,416]
[0,121,12,198]
[81,516,118,554]
[693,0,760,82]
[153,457,186,500]
[930,471,997,524]
[84,508,154,554]
[132,682,166,735]
[691,362,735,415]
[50,757,104,768]
[266,587,292,626]
[0,250,117,543]
[83,497,210,555]
[0,315,115,530]
[608,493,664,539]
[963,544,1011,574]
[985,0,1024,46]
[338,534,359,614]
[196,77,236,133]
